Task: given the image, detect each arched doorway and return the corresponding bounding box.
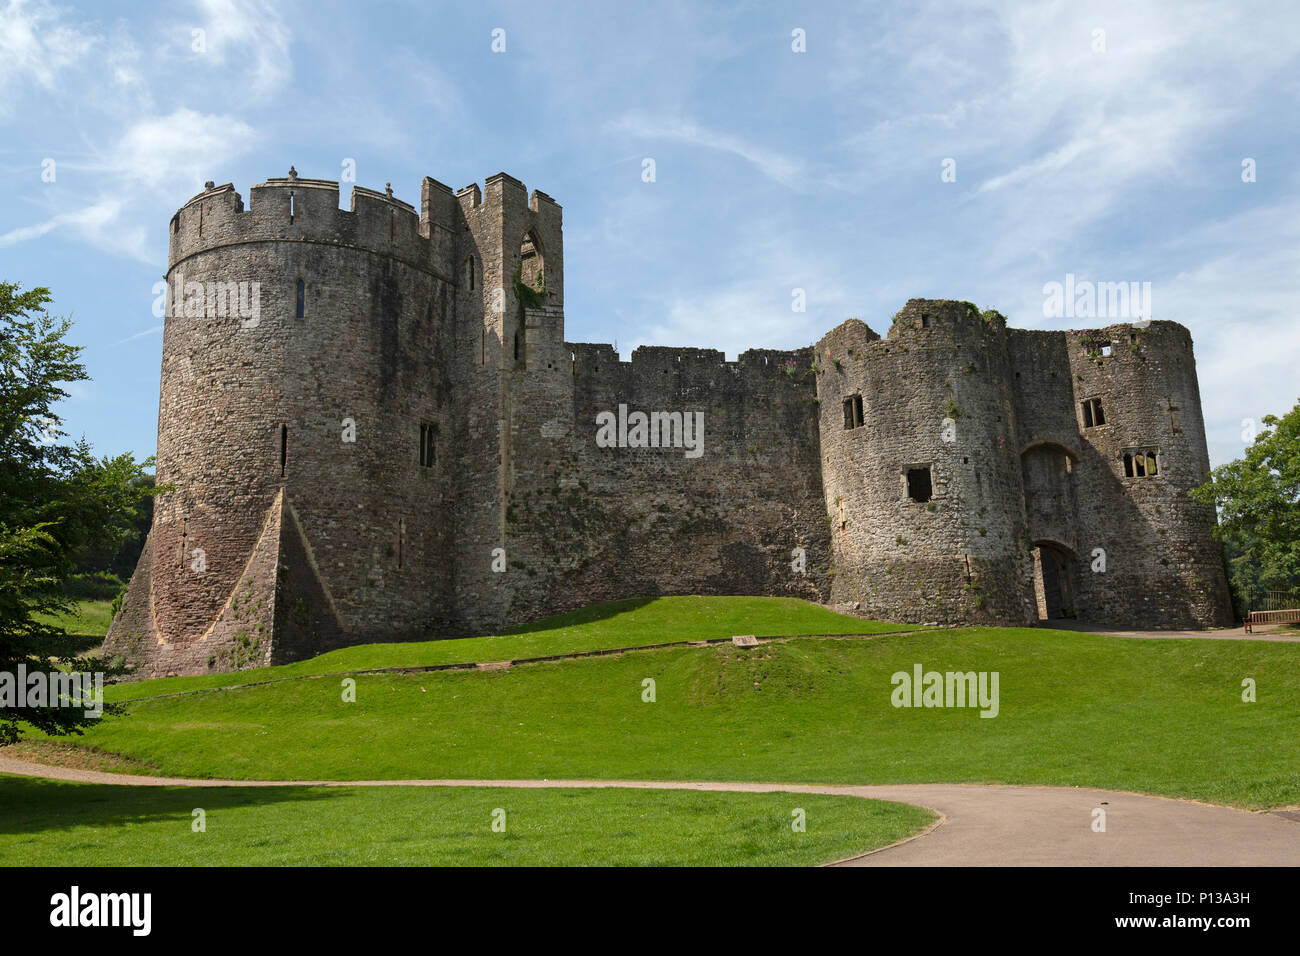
[1032,541,1077,620]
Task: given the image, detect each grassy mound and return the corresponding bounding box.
[32,621,1300,808]
[105,595,908,701]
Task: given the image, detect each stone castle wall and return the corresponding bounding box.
[102,171,1233,678]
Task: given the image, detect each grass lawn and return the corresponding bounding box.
[33,599,115,640]
[28,624,1299,809]
[0,775,931,866]
[104,595,909,702]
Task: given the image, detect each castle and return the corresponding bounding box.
[104,169,1233,678]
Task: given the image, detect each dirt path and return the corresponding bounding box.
[3,756,1296,866]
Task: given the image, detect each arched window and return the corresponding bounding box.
[519,231,544,294]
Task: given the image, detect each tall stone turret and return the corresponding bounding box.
[106,171,466,675]
[815,300,1038,625]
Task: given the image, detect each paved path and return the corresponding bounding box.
[1040,621,1300,642]
[3,756,1296,866]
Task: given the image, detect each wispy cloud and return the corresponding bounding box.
[0,0,98,96]
[113,324,164,345]
[609,112,809,189]
[191,0,292,97]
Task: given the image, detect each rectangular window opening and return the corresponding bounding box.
[279,424,287,478]
[842,394,864,430]
[1082,398,1105,428]
[907,466,933,503]
[1123,448,1160,478]
[295,279,305,319]
[419,422,438,468]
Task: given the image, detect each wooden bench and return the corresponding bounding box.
[1244,608,1300,633]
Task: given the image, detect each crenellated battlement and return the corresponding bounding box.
[565,342,816,394]
[168,172,464,276]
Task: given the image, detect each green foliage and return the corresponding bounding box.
[1192,400,1300,605]
[63,571,125,601]
[0,281,159,743]
[513,265,546,310]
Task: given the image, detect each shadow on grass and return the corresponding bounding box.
[0,774,349,837]
[499,596,659,636]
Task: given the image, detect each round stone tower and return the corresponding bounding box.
[105,171,464,675]
[815,299,1038,625]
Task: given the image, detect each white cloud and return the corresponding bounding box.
[191,0,292,96]
[0,109,257,260]
[109,107,257,188]
[0,0,98,104]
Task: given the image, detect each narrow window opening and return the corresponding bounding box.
[1135,454,1146,477]
[179,516,188,568]
[198,203,204,237]
[1146,453,1158,476]
[295,279,305,319]
[1123,453,1134,477]
[907,467,933,503]
[1081,398,1105,428]
[398,518,405,569]
[514,329,522,364]
[279,424,287,478]
[289,192,295,223]
[419,422,437,467]
[842,394,864,430]
[920,313,930,329]
[481,328,486,365]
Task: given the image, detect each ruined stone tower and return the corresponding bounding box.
[104,171,1232,678]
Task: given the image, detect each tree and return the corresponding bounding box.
[1191,400,1300,612]
[0,282,158,743]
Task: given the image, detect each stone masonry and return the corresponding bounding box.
[102,170,1233,678]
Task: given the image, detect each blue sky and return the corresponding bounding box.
[1,0,1297,468]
